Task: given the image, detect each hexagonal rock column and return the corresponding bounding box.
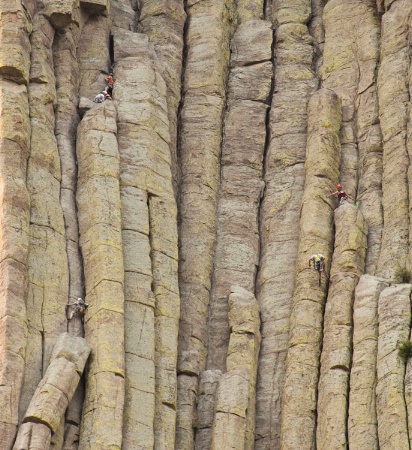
[176,0,233,447]
[376,0,412,279]
[210,286,261,450]
[376,284,411,450]
[280,88,342,450]
[13,333,90,450]
[348,275,389,450]
[255,2,318,447]
[113,29,180,450]
[321,0,382,275]
[316,203,367,450]
[76,101,125,450]
[0,1,33,448]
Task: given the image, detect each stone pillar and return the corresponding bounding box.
[348,275,388,450]
[280,88,342,450]
[77,102,125,450]
[13,333,90,450]
[316,204,367,450]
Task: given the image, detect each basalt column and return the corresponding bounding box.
[255,1,317,447]
[348,275,389,450]
[0,1,33,447]
[210,287,261,450]
[376,0,412,279]
[199,17,271,450]
[316,203,367,450]
[280,89,342,450]
[114,30,180,450]
[20,12,70,448]
[321,0,382,274]
[77,102,125,450]
[176,0,233,447]
[376,284,411,449]
[138,0,185,192]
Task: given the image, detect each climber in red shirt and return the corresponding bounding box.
[327,184,355,205]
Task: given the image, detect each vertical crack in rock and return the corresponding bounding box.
[316,203,367,450]
[348,274,389,449]
[255,1,318,448]
[280,89,342,450]
[210,286,261,450]
[321,0,382,275]
[21,11,70,450]
[113,30,180,449]
[376,0,412,279]
[13,333,90,450]
[77,6,110,101]
[54,24,84,338]
[376,284,412,449]
[138,0,186,195]
[76,102,125,450]
[52,14,88,448]
[175,0,234,447]
[0,1,33,448]
[206,18,271,373]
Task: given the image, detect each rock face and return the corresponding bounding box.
[5,1,412,450]
[13,333,90,449]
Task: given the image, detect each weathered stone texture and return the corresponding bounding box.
[210,287,261,450]
[139,0,185,192]
[21,14,69,440]
[376,0,412,279]
[76,102,125,450]
[0,0,33,85]
[322,0,382,275]
[14,334,90,449]
[316,204,367,450]
[280,89,342,450]
[0,40,31,450]
[176,0,233,447]
[348,275,389,450]
[255,3,317,448]
[195,370,222,450]
[207,19,271,373]
[114,30,180,450]
[78,14,110,100]
[376,284,411,450]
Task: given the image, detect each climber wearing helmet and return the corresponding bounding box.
[326,183,355,205]
[93,91,106,103]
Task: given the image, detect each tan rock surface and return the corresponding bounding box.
[316,204,367,450]
[114,29,180,450]
[138,0,185,192]
[176,0,233,447]
[280,88,342,450]
[0,35,31,450]
[321,0,382,275]
[376,284,411,450]
[207,19,271,372]
[21,14,69,441]
[255,4,317,448]
[14,333,90,450]
[210,287,261,450]
[76,102,125,450]
[376,0,412,279]
[348,275,389,450]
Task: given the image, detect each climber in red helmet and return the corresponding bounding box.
[326,183,355,206]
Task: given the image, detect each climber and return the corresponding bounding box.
[106,73,114,95]
[309,253,325,286]
[326,184,355,205]
[93,91,106,103]
[66,298,89,322]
